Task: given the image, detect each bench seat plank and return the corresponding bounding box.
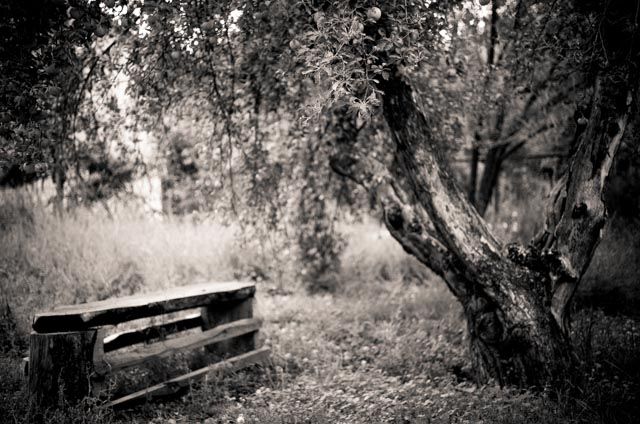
[33,282,255,333]
[103,318,262,373]
[103,312,203,353]
[106,347,271,409]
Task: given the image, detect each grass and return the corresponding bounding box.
[0,189,291,335]
[1,189,639,423]
[577,216,640,315]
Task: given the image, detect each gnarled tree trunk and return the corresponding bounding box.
[327,0,639,388]
[379,73,578,386]
[399,70,631,385]
[332,65,635,386]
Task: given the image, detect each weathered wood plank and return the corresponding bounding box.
[28,330,99,408]
[33,282,255,333]
[102,318,262,373]
[107,347,271,409]
[103,312,202,353]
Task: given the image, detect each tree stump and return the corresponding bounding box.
[201,298,256,358]
[28,330,100,408]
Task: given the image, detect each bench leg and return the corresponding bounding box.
[201,297,256,358]
[29,330,100,409]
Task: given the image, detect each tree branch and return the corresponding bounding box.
[535,74,634,331]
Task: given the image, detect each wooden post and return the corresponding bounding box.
[201,297,256,358]
[28,330,99,408]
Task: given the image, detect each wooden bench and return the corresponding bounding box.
[28,281,269,409]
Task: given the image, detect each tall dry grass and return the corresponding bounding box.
[338,217,438,293]
[0,189,441,335]
[0,189,290,334]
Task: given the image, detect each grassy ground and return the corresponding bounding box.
[1,191,639,423]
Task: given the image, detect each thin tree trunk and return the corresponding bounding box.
[487,0,499,66]
[470,0,502,216]
[468,142,479,204]
[52,143,66,216]
[475,144,506,216]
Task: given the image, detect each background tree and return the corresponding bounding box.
[0,0,116,212]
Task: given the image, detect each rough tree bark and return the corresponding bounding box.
[328,0,639,388]
[380,72,578,386]
[331,65,635,386]
[534,73,634,332]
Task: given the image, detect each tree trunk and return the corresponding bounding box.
[377,71,576,386]
[328,0,638,388]
[475,144,506,216]
[534,72,634,332]
[469,0,504,216]
[52,143,65,216]
[468,144,479,204]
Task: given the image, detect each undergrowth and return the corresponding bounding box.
[1,190,639,423]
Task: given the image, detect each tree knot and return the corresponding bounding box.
[540,249,578,284]
[506,243,544,270]
[407,217,422,234]
[571,202,588,219]
[506,244,578,290]
[385,204,404,231]
[466,296,503,344]
[328,154,357,178]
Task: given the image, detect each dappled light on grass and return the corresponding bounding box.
[1,192,639,423]
[116,284,580,424]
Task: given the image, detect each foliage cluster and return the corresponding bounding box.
[0,0,118,204]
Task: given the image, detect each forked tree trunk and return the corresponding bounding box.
[379,73,578,386]
[382,66,635,385]
[331,65,634,386]
[328,0,638,387]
